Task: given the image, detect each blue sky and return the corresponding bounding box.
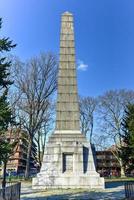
[0,0,134,97]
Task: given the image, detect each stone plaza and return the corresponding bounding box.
[22,181,125,200]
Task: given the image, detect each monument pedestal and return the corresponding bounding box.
[33,131,104,189]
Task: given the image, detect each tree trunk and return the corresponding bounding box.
[38,133,47,169]
[119,159,125,177]
[90,116,94,144]
[41,132,47,165]
[2,161,7,199]
[25,139,32,179]
[38,135,41,169]
[110,150,126,178]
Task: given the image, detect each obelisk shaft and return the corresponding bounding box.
[56,12,80,131]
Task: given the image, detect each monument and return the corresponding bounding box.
[32,11,104,189]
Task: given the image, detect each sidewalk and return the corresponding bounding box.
[21,182,125,200]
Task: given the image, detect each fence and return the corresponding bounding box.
[0,182,21,200]
[125,182,134,199]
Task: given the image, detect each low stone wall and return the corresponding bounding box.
[0,182,21,200]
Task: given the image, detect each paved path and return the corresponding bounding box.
[21,182,125,200]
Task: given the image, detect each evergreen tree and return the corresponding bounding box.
[0,18,16,191]
[120,104,134,174]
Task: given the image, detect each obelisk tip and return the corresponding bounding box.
[62,11,73,16]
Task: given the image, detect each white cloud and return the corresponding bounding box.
[77,60,88,71]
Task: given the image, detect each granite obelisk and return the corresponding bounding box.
[32,11,104,189]
[55,11,80,132]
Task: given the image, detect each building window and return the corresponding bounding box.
[63,153,73,173]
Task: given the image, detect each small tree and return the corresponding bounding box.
[0,18,16,191]
[120,104,134,174]
[79,96,97,142]
[98,89,134,176]
[0,132,18,191]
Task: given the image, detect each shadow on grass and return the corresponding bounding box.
[21,188,125,200]
[105,180,134,189]
[105,181,125,188]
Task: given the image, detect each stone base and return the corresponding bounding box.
[32,131,105,189]
[33,175,104,189]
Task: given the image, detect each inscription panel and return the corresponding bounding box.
[63,153,73,172]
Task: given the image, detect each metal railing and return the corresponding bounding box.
[125,181,134,199]
[0,182,21,200]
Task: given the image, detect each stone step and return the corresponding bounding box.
[50,133,86,138]
[48,138,88,143]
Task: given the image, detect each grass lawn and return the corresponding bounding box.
[105,176,134,182]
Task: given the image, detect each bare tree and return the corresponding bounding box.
[79,96,97,143]
[92,134,110,151]
[11,53,58,178]
[34,102,55,169]
[97,89,134,176]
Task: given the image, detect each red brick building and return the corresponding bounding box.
[96,150,121,177]
[0,129,37,176]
